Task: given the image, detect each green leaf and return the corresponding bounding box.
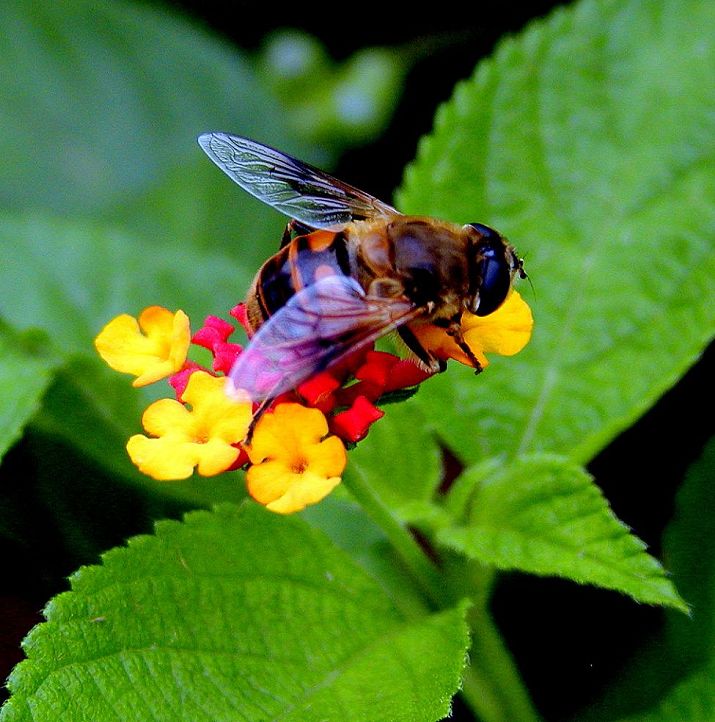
[398,0,715,466]
[0,213,253,354]
[437,454,686,610]
[0,325,57,461]
[2,503,469,722]
[301,495,433,619]
[618,660,715,722]
[0,0,293,219]
[345,400,442,517]
[258,30,409,151]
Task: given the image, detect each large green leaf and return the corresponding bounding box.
[0,0,302,263]
[301,495,430,618]
[0,0,289,213]
[437,454,686,610]
[398,0,715,466]
[1,503,469,722]
[0,213,252,353]
[0,326,57,462]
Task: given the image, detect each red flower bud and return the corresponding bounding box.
[330,395,385,443]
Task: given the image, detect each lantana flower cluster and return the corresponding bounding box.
[95,292,532,514]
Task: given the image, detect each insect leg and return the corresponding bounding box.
[244,396,275,445]
[445,320,484,374]
[397,326,446,373]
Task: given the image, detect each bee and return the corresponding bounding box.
[198,132,526,405]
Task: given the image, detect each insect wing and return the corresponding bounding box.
[228,275,420,401]
[198,132,398,231]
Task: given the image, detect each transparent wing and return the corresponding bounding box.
[198,132,399,231]
[228,275,422,401]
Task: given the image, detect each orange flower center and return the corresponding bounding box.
[291,457,309,474]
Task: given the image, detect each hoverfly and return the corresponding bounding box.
[198,133,525,406]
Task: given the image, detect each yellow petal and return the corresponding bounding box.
[194,438,241,477]
[461,291,534,356]
[126,434,198,480]
[246,464,341,514]
[95,314,152,374]
[170,311,192,368]
[142,398,193,437]
[182,372,252,443]
[247,404,329,464]
[303,435,347,478]
[265,473,342,514]
[245,460,295,504]
[94,307,191,387]
[138,306,175,339]
[407,291,533,368]
[408,322,488,369]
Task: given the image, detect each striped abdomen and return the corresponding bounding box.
[245,229,352,333]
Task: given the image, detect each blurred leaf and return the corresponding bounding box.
[398,0,715,466]
[618,660,715,722]
[107,153,287,270]
[0,213,252,353]
[0,213,258,504]
[31,358,247,508]
[664,435,715,663]
[0,325,57,462]
[258,30,408,152]
[437,454,686,610]
[2,503,469,722]
[0,0,313,264]
[0,0,294,217]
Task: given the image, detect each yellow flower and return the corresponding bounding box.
[411,290,533,368]
[95,306,191,387]
[246,403,346,514]
[127,371,252,480]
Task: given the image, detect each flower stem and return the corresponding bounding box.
[345,466,540,722]
[344,465,446,608]
[461,602,542,722]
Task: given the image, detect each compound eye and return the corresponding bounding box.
[466,223,517,315]
[467,222,501,242]
[473,246,511,317]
